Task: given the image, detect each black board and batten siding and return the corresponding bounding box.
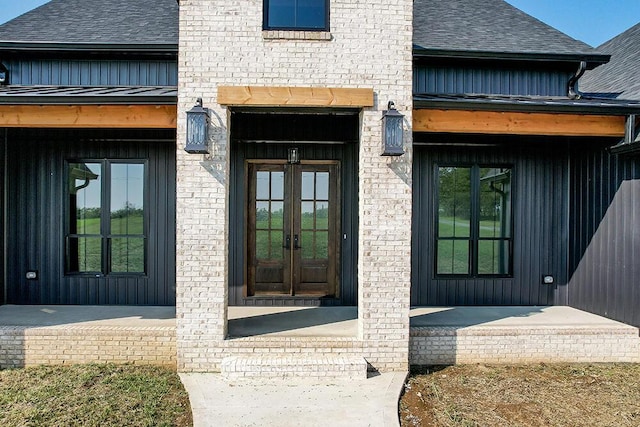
[228,110,359,306]
[411,136,569,306]
[4,59,178,86]
[413,62,573,96]
[569,140,640,327]
[5,129,176,305]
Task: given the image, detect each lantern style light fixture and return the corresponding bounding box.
[185,98,209,154]
[287,147,300,164]
[381,101,404,156]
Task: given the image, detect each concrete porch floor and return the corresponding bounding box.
[0,304,635,332]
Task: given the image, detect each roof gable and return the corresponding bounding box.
[0,0,178,47]
[413,0,607,65]
[580,22,640,100]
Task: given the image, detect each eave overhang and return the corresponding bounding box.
[413,94,640,116]
[0,42,178,58]
[412,46,610,70]
[0,85,177,129]
[413,94,640,138]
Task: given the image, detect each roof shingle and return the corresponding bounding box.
[413,0,606,63]
[0,0,178,46]
[580,22,640,100]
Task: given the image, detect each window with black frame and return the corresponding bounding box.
[66,161,146,275]
[436,165,512,277]
[263,0,328,30]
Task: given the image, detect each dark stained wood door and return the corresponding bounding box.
[246,160,340,298]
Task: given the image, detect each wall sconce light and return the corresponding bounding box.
[0,63,8,85]
[288,147,300,164]
[542,275,555,285]
[185,98,209,154]
[381,101,404,156]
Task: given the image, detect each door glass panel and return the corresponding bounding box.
[436,240,469,275]
[301,172,315,200]
[438,167,471,238]
[316,201,328,229]
[270,231,284,260]
[256,202,269,228]
[271,201,284,229]
[315,172,329,200]
[316,231,328,259]
[301,201,315,228]
[301,230,314,259]
[256,171,270,199]
[256,230,269,259]
[271,171,284,200]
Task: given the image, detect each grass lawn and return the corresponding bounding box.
[400,364,640,427]
[0,364,192,427]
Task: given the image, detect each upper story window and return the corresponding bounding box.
[264,0,329,31]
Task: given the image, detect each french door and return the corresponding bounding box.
[246,160,340,298]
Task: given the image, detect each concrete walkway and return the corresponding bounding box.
[180,371,407,427]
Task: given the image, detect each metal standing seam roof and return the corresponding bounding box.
[414,93,640,115]
[0,86,177,105]
[413,0,609,66]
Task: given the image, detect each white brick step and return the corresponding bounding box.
[221,355,368,381]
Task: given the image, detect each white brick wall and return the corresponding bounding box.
[177,0,413,372]
[410,326,640,365]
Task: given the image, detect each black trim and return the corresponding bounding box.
[412,46,609,69]
[413,95,640,115]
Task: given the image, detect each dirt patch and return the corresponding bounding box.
[400,364,640,427]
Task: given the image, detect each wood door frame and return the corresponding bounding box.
[243,159,341,298]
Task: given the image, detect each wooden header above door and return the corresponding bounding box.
[218,86,374,107]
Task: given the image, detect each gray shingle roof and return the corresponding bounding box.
[0,0,178,46]
[580,22,640,100]
[414,0,607,64]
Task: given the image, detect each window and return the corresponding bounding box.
[264,0,328,30]
[436,165,512,277]
[66,161,146,275]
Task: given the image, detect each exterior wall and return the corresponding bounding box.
[412,137,569,306]
[4,59,177,86]
[568,139,640,328]
[413,62,573,96]
[0,326,176,368]
[177,0,413,372]
[5,129,177,305]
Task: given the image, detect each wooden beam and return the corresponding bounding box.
[218,86,374,107]
[0,105,177,128]
[413,109,626,137]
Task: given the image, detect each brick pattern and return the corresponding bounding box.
[410,326,640,365]
[0,326,176,369]
[221,355,368,380]
[177,0,414,372]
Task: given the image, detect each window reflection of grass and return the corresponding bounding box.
[437,217,508,275]
[71,216,145,273]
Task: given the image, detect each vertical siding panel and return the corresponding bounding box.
[568,139,640,327]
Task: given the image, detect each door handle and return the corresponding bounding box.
[293,234,301,250]
[283,235,291,250]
